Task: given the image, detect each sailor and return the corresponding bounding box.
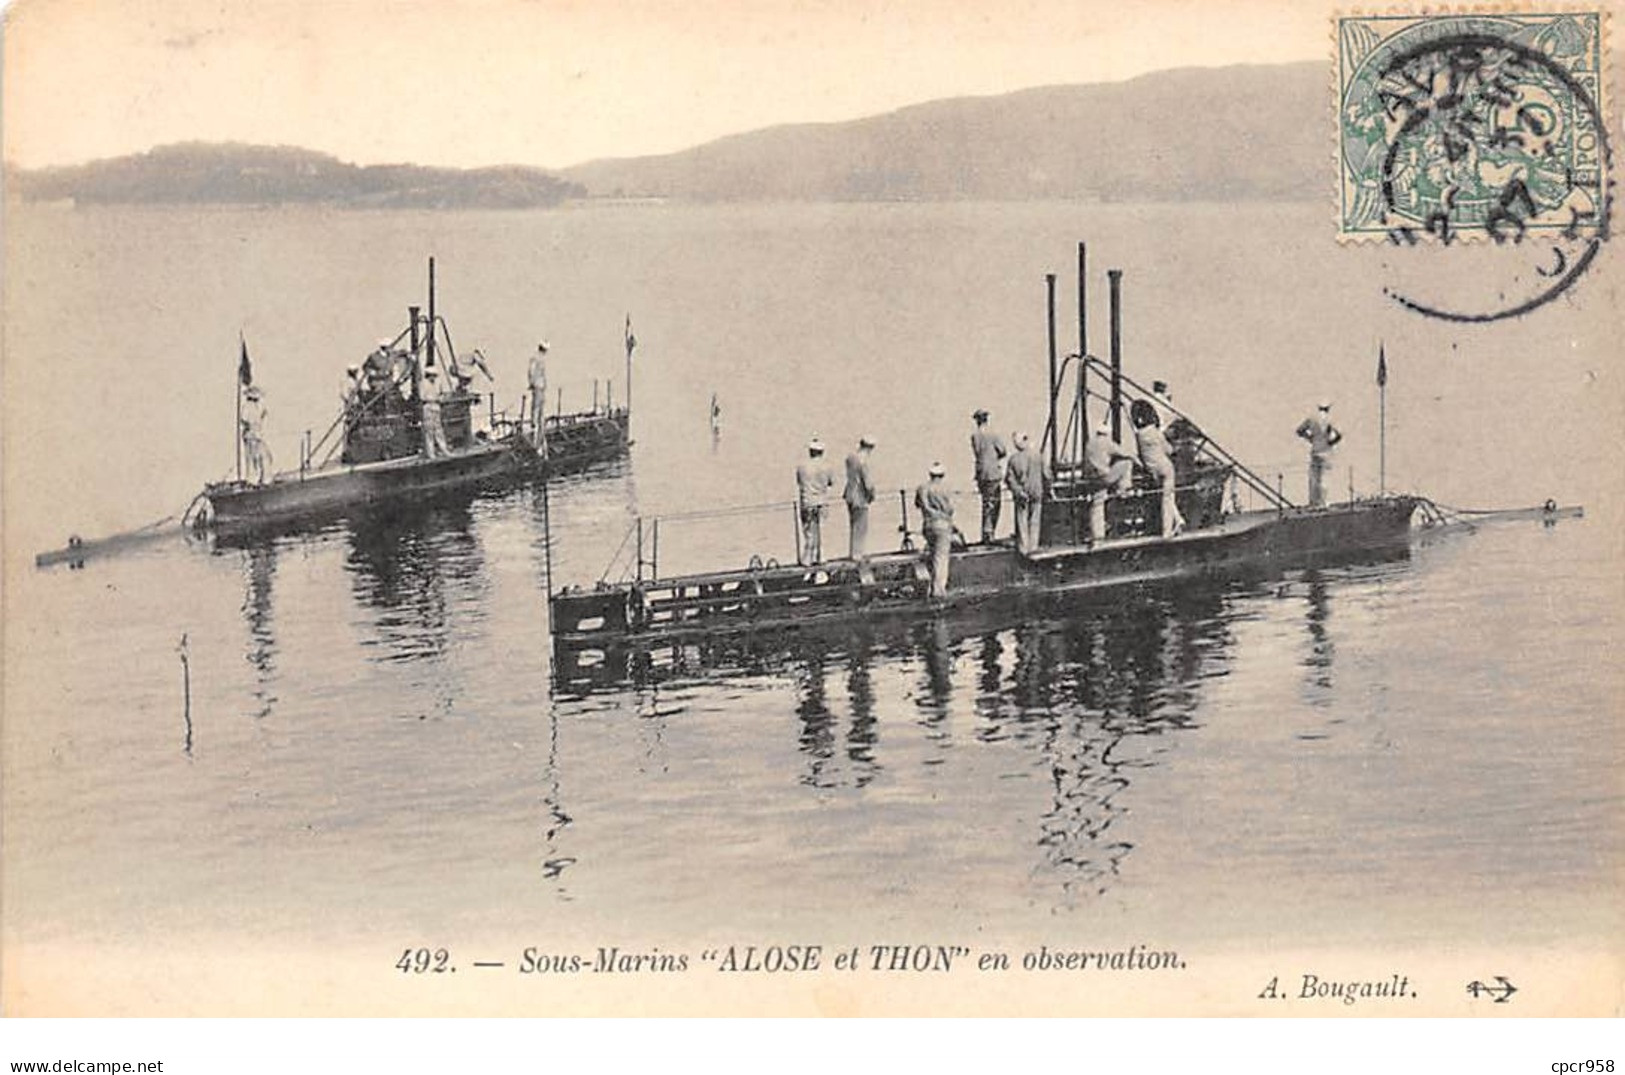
[970,408,1008,543]
[421,367,451,459]
[1085,414,1137,542]
[795,436,835,565]
[365,338,394,398]
[342,365,365,411]
[241,385,272,485]
[843,435,877,569]
[1295,401,1343,508]
[1004,431,1050,554]
[1152,380,1174,419]
[1132,398,1184,537]
[529,341,550,453]
[914,462,956,598]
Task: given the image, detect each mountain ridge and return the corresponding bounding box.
[9,141,586,208]
[10,63,1330,205]
[562,62,1327,202]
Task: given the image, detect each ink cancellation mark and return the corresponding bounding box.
[1336,12,1612,321]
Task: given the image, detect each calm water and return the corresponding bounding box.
[3,202,1621,1008]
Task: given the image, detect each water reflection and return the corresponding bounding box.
[795,650,836,788]
[915,618,955,726]
[845,638,880,788]
[240,540,279,720]
[540,705,576,890]
[788,634,887,789]
[343,498,488,666]
[924,586,1217,895]
[553,576,1259,896]
[1301,571,1336,705]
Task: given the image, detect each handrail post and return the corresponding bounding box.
[1046,273,1059,472]
[792,496,803,565]
[541,475,555,597]
[1108,269,1123,443]
[1076,241,1087,464]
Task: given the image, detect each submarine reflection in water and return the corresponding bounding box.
[343,497,490,668]
[552,552,1411,896]
[551,539,1413,699]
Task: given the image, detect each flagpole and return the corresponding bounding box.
[624,314,634,419]
[1379,384,1386,495]
[1377,341,1388,495]
[236,331,244,483]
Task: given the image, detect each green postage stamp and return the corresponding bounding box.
[1337,11,1609,243]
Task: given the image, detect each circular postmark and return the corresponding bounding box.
[1340,17,1611,321]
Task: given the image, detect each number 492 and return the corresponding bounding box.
[396,947,452,973]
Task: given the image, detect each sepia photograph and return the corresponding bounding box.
[2,0,1620,1041]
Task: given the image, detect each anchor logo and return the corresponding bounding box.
[1465,976,1518,1003]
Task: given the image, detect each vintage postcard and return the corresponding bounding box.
[2,0,1619,1037]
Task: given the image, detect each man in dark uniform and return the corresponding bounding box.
[1005,432,1050,554]
[843,435,877,569]
[915,462,955,598]
[969,409,1007,543]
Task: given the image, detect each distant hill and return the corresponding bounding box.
[563,63,1327,202]
[9,63,1328,206]
[10,142,586,208]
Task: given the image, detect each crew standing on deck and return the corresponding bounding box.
[843,436,877,570]
[1005,432,1050,554]
[1150,380,1173,422]
[529,341,550,454]
[1296,401,1342,508]
[242,386,272,484]
[915,462,955,598]
[1133,399,1184,537]
[421,367,450,459]
[363,338,399,407]
[796,437,835,565]
[1085,414,1137,542]
[970,409,1008,543]
[342,365,365,413]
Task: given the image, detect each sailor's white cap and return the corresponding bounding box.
[808,437,825,453]
[538,340,550,352]
[424,366,438,378]
[1013,431,1030,448]
[377,337,392,349]
[928,461,946,477]
[858,435,876,448]
[1318,400,1332,410]
[1095,417,1113,434]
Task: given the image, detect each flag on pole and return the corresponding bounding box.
[1376,342,1387,387]
[625,314,637,359]
[238,335,254,388]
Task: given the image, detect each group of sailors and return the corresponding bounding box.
[791,403,1122,598]
[790,383,1346,599]
[338,336,487,461]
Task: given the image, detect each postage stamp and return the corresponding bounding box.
[1337,11,1609,243]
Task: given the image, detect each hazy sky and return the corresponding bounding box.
[3,0,1329,170]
